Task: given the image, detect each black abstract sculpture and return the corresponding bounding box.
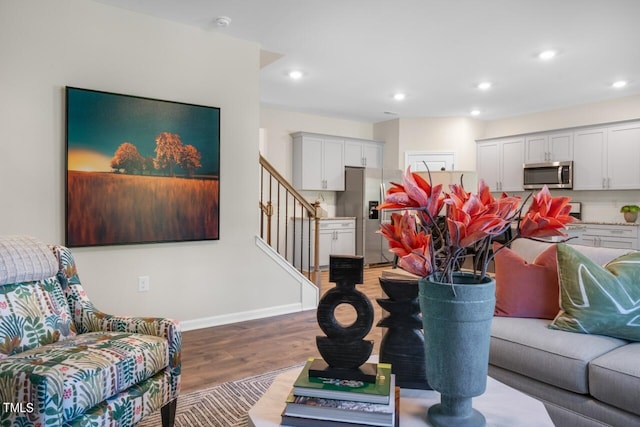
[377,276,431,389]
[313,255,376,382]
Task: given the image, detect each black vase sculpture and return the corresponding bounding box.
[313,255,376,382]
[377,276,431,389]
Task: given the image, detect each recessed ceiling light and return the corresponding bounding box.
[214,16,231,27]
[477,82,492,90]
[288,70,303,79]
[470,110,481,116]
[393,93,406,101]
[538,50,557,60]
[612,80,628,89]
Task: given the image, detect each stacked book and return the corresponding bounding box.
[281,358,399,427]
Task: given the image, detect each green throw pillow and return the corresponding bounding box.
[550,243,640,342]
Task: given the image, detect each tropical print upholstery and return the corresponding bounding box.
[0,278,77,358]
[0,242,181,427]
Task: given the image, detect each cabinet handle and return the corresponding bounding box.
[363,157,367,166]
[607,177,611,188]
[602,178,606,189]
[610,230,624,234]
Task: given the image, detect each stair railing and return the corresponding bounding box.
[259,155,321,286]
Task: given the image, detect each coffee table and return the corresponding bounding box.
[248,366,553,426]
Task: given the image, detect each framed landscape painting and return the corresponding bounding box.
[65,87,220,247]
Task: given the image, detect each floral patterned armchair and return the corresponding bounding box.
[0,236,181,426]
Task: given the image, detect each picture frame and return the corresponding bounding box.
[65,87,220,247]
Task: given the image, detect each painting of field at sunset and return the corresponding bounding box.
[66,87,220,246]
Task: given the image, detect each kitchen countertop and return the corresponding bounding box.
[570,221,640,227]
[291,216,356,220]
[320,217,356,220]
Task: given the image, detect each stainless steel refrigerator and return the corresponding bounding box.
[336,166,403,265]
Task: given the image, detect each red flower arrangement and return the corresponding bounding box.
[378,168,576,282]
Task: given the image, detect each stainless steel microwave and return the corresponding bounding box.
[523,161,573,189]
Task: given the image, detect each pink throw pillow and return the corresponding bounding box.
[493,243,560,319]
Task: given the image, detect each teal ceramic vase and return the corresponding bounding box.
[418,272,496,427]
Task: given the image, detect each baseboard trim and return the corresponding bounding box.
[180,237,320,332]
[181,302,304,332]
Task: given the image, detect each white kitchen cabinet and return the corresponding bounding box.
[291,218,356,270]
[318,221,356,267]
[344,140,383,168]
[292,133,345,191]
[573,122,640,190]
[570,224,638,250]
[476,137,524,192]
[573,127,607,190]
[524,132,573,163]
[607,122,640,190]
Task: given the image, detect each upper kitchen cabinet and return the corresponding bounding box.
[344,140,383,169]
[292,132,345,191]
[607,122,640,189]
[524,132,573,163]
[573,122,640,190]
[573,127,606,190]
[476,137,524,192]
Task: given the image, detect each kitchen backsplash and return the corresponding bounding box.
[510,189,640,223]
[300,189,640,224]
[567,190,640,223]
[300,190,337,217]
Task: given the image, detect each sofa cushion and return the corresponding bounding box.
[551,244,640,342]
[589,342,640,416]
[1,331,168,422]
[493,243,559,319]
[490,317,627,393]
[510,238,632,265]
[0,279,77,358]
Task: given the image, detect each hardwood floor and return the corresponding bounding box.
[179,265,390,393]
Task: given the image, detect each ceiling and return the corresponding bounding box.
[94,0,640,123]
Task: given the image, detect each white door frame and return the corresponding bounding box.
[405,151,456,171]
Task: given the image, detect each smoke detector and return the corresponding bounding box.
[214,16,231,27]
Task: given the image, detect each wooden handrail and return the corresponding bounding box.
[259,155,318,214]
[259,154,321,286]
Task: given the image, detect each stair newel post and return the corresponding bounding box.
[259,200,273,245]
[313,200,321,286]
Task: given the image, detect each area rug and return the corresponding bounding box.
[137,364,303,427]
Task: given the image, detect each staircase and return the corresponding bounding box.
[259,155,321,287]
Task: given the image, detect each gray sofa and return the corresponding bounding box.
[489,239,640,427]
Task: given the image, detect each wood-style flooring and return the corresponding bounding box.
[179,266,389,393]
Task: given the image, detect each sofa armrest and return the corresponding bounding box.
[65,283,182,371]
[0,361,64,425]
[51,245,181,375]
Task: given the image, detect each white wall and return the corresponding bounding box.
[398,117,486,171]
[484,94,640,138]
[373,117,485,171]
[0,0,305,329]
[373,119,401,171]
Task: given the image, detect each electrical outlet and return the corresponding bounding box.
[138,276,150,292]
